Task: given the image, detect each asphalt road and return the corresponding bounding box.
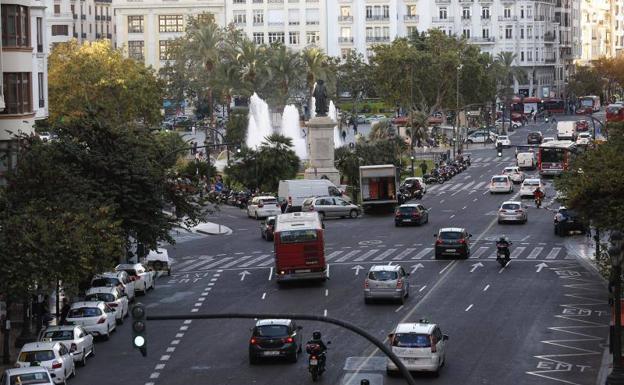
[70,116,609,385]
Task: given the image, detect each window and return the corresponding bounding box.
[504,8,511,18]
[407,5,417,16]
[341,27,351,38]
[521,51,525,61]
[51,25,69,36]
[482,7,490,19]
[340,6,351,17]
[289,31,299,45]
[482,28,489,39]
[159,40,171,60]
[383,5,389,18]
[288,9,299,25]
[527,26,533,38]
[253,10,263,25]
[89,5,91,15]
[253,32,264,44]
[268,32,284,44]
[439,7,447,20]
[71,4,74,15]
[340,48,350,59]
[54,4,60,14]
[128,16,143,33]
[197,13,213,24]
[36,18,43,52]
[520,28,524,39]
[306,8,319,25]
[159,15,184,32]
[233,10,246,25]
[365,6,372,19]
[306,31,320,45]
[462,7,470,19]
[37,73,44,108]
[505,26,512,39]
[267,9,284,25]
[2,73,31,115]
[2,5,30,47]
[527,6,533,19]
[462,28,470,38]
[407,26,418,37]
[127,40,144,60]
[520,7,524,19]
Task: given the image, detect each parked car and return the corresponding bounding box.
[489,175,514,194]
[497,201,528,224]
[301,196,360,220]
[364,265,410,304]
[85,286,129,324]
[65,301,116,340]
[39,325,95,367]
[249,319,303,364]
[16,342,75,385]
[90,271,135,302]
[495,119,521,130]
[402,177,427,194]
[434,228,471,259]
[247,196,282,219]
[1,367,54,385]
[527,131,543,144]
[554,207,587,236]
[394,203,429,226]
[386,320,448,376]
[260,216,276,241]
[115,263,154,295]
[465,131,496,144]
[502,166,525,184]
[519,178,545,198]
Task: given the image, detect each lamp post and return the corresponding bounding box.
[454,64,463,160]
[410,155,415,177]
[608,230,624,385]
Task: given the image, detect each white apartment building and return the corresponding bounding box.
[578,0,614,64]
[225,0,327,52]
[113,0,224,71]
[611,0,623,55]
[45,0,114,49]
[0,0,49,181]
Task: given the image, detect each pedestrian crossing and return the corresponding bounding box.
[172,244,574,273]
[427,180,489,193]
[471,156,514,163]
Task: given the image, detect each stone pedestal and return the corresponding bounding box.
[304,116,341,186]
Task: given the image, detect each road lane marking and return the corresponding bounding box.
[178,257,215,272]
[450,214,455,219]
[419,285,427,292]
[510,246,526,259]
[325,289,329,297]
[268,267,273,280]
[354,249,379,261]
[258,256,276,266]
[323,309,327,317]
[150,373,160,379]
[483,284,490,291]
[155,364,165,370]
[526,247,543,259]
[325,250,344,261]
[411,248,433,260]
[465,304,473,312]
[439,262,453,274]
[546,247,561,259]
[373,248,396,261]
[392,248,416,260]
[239,254,272,267]
[160,355,170,361]
[395,305,404,313]
[219,255,254,268]
[261,292,266,300]
[336,249,361,262]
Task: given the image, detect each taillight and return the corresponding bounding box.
[284,337,294,344]
[435,239,442,245]
[458,239,466,244]
[411,212,420,217]
[70,343,77,353]
[396,279,403,289]
[250,338,258,345]
[395,210,400,217]
[52,361,62,369]
[364,279,369,288]
[430,335,437,353]
[107,302,118,308]
[97,317,106,324]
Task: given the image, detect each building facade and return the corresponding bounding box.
[578,0,613,64]
[45,0,114,49]
[113,0,224,71]
[0,0,49,181]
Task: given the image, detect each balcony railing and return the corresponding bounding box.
[339,37,354,43]
[461,15,471,20]
[107,15,111,21]
[404,15,419,22]
[73,32,78,37]
[366,15,389,21]
[432,17,454,22]
[107,33,112,38]
[73,14,78,19]
[544,33,556,41]
[481,15,490,20]
[95,15,101,20]
[81,33,87,38]
[498,16,517,21]
[338,16,353,22]
[80,14,86,20]
[545,57,556,63]
[365,36,390,42]
[470,37,495,43]
[252,0,263,3]
[267,0,283,3]
[96,33,101,38]
[306,20,320,25]
[268,21,284,26]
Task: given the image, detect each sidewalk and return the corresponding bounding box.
[172,220,232,236]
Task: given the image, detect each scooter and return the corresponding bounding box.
[306,342,330,382]
[535,195,543,209]
[496,242,512,267]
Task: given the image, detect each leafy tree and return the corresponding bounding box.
[369,119,396,142]
[594,56,624,101]
[48,40,163,127]
[302,47,337,108]
[568,66,606,99]
[225,107,249,145]
[336,50,372,123]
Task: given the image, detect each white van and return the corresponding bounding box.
[556,121,576,141]
[516,152,536,170]
[278,179,349,212]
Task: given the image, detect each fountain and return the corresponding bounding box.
[328,101,341,148]
[246,93,273,149]
[281,105,308,159]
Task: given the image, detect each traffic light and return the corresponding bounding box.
[131,303,147,357]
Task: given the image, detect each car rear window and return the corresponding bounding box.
[18,350,55,363]
[260,199,277,204]
[440,231,463,240]
[9,372,51,385]
[502,203,520,210]
[91,278,119,287]
[41,330,73,341]
[392,333,431,348]
[492,177,508,183]
[525,180,539,186]
[398,206,415,213]
[255,325,289,337]
[368,270,398,281]
[499,136,508,140]
[279,229,318,244]
[85,293,115,303]
[68,307,101,318]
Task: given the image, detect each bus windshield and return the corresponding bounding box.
[279,229,318,244]
[541,147,565,163]
[580,98,594,107]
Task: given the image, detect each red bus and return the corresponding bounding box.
[542,99,565,114]
[510,97,542,120]
[577,95,601,114]
[538,140,577,177]
[606,103,624,123]
[273,212,326,284]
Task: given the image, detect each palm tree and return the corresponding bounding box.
[258,133,300,191]
[234,39,269,97]
[266,44,303,110]
[407,109,430,148]
[368,119,395,142]
[494,52,527,133]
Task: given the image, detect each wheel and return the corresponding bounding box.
[90,344,95,358]
[394,222,400,227]
[288,348,298,363]
[349,209,358,219]
[498,219,502,224]
[79,350,86,367]
[116,315,123,325]
[61,376,68,385]
[364,298,371,304]
[318,212,325,220]
[434,253,440,260]
[425,214,429,224]
[387,369,398,377]
[398,295,405,305]
[466,140,473,144]
[311,368,319,382]
[102,330,110,341]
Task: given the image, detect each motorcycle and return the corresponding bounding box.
[306,342,330,382]
[496,242,512,267]
[534,195,543,209]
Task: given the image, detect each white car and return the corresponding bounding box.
[247,196,282,219]
[516,151,536,170]
[489,175,513,194]
[576,132,592,145]
[502,166,525,184]
[386,320,448,376]
[1,367,54,385]
[65,301,117,340]
[16,342,75,385]
[542,136,556,144]
[85,286,129,324]
[465,131,497,144]
[495,119,521,130]
[497,201,528,224]
[91,271,135,302]
[520,178,546,198]
[402,177,427,194]
[115,263,154,295]
[496,135,511,148]
[39,325,95,367]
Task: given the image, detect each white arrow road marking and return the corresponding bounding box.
[352,265,364,275]
[411,264,424,274]
[239,270,251,281]
[536,263,548,273]
[470,262,484,272]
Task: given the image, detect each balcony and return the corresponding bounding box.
[534,15,545,21]
[107,15,111,21]
[544,33,556,42]
[267,0,283,3]
[73,32,78,37]
[306,20,320,25]
[338,16,353,22]
[288,21,299,25]
[306,0,318,2]
[545,57,557,63]
[366,15,390,21]
[81,14,86,20]
[94,0,112,3]
[339,36,354,43]
[81,33,87,38]
[73,14,78,19]
[461,15,471,21]
[481,15,490,20]
[268,21,284,26]
[107,33,112,38]
[459,0,474,2]
[432,17,454,23]
[365,36,390,43]
[95,15,101,20]
[96,33,101,38]
[435,0,451,3]
[470,37,495,43]
[498,16,517,21]
[252,0,263,2]
[404,15,419,22]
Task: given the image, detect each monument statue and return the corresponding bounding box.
[312,79,328,117]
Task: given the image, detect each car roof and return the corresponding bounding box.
[40,325,77,332]
[255,195,276,200]
[439,227,465,233]
[86,286,117,295]
[369,264,401,272]
[394,322,436,334]
[399,203,420,208]
[70,301,104,308]
[4,366,52,375]
[501,201,522,206]
[523,178,541,183]
[491,175,510,178]
[21,341,59,351]
[503,166,518,170]
[93,272,123,279]
[255,319,291,327]
[116,263,140,270]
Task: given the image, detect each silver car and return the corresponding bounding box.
[497,201,528,224]
[301,196,360,220]
[364,265,410,304]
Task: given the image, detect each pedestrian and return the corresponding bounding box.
[341,130,347,142]
[533,113,537,124]
[419,160,428,176]
[59,298,70,325]
[353,121,358,135]
[192,141,198,156]
[191,125,196,136]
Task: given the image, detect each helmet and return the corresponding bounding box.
[312,331,322,340]
[499,236,507,242]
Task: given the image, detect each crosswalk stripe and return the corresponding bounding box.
[473,157,483,162]
[373,248,396,261]
[526,247,543,259]
[564,253,575,260]
[220,255,255,269]
[175,258,204,270]
[436,184,452,192]
[546,247,561,259]
[354,249,379,262]
[449,183,464,191]
[470,246,489,259]
[193,257,235,271]
[411,248,433,259]
[239,254,272,267]
[392,248,416,260]
[461,181,475,190]
[510,246,526,259]
[335,249,361,262]
[179,257,215,272]
[326,251,344,261]
[472,181,486,190]
[258,256,276,266]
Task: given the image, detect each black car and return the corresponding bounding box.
[249,319,302,364]
[527,131,543,144]
[434,228,471,259]
[260,216,276,241]
[554,207,586,236]
[395,204,429,226]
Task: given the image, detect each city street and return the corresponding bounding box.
[70,118,609,385]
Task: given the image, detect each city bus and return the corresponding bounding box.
[538,140,577,177]
[577,95,601,114]
[273,212,326,284]
[543,99,565,114]
[606,103,624,124]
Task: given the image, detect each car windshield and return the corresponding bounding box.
[41,330,73,341]
[398,207,415,213]
[529,133,540,138]
[440,232,463,240]
[368,270,398,281]
[503,168,516,173]
[260,199,277,204]
[255,325,289,337]
[499,136,508,140]
[524,180,540,186]
[502,203,521,210]
[120,269,137,276]
[279,230,318,244]
[91,278,119,287]
[68,307,101,318]
[492,177,508,183]
[392,333,431,348]
[9,372,51,385]
[85,293,115,302]
[18,350,55,363]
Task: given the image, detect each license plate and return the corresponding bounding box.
[296,269,311,273]
[310,358,318,365]
[445,249,456,252]
[263,351,280,356]
[403,219,412,222]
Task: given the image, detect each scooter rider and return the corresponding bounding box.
[533,187,545,208]
[496,236,511,259]
[306,331,328,366]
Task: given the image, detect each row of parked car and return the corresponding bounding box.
[2,264,156,385]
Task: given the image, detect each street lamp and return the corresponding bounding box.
[454,64,463,160]
[410,155,415,177]
[608,230,624,385]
